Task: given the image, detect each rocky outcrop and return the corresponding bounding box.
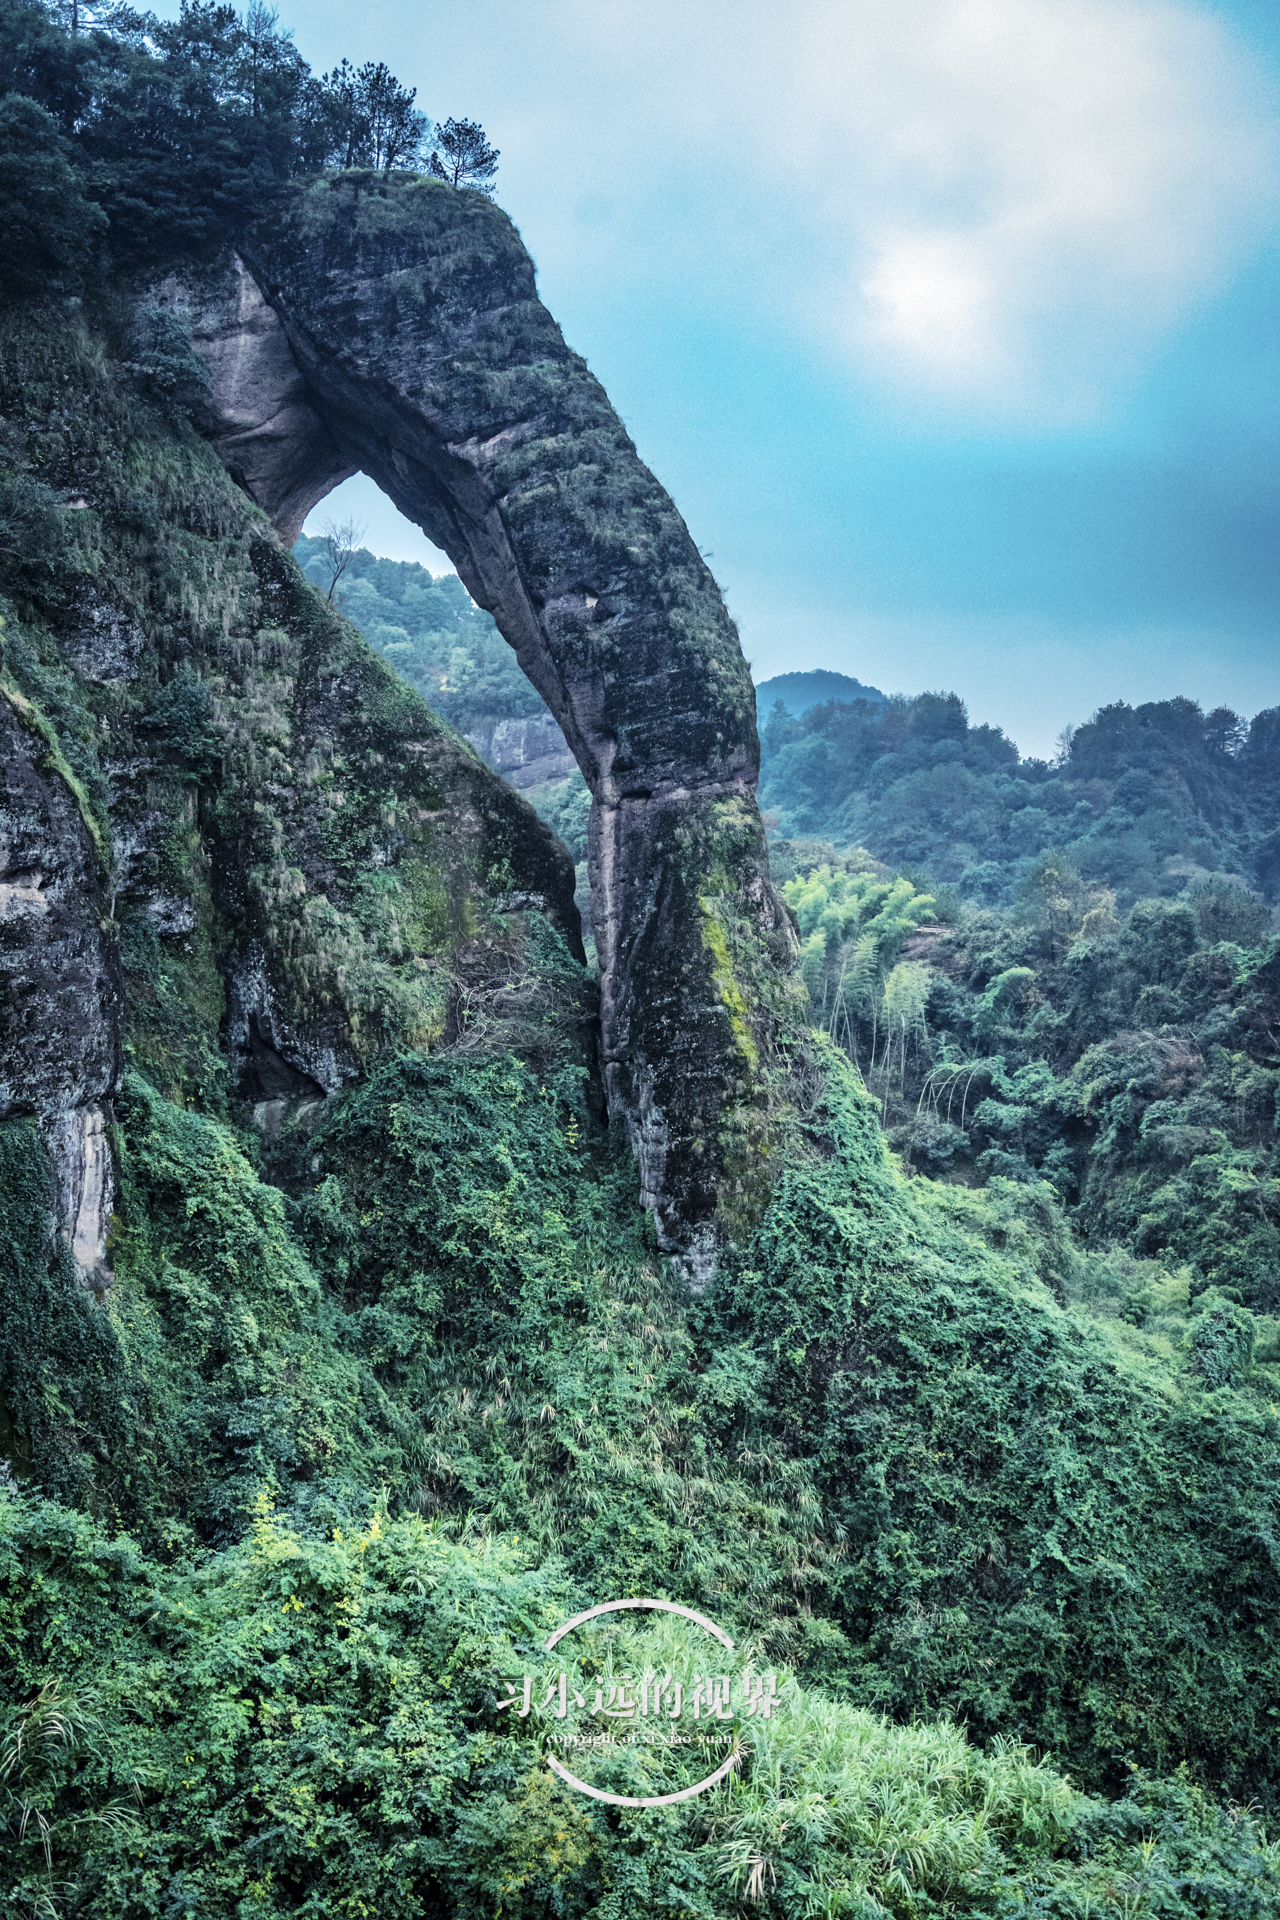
[175,178,800,1270]
[465,714,576,791]
[0,684,119,1287]
[213,535,587,1106]
[158,256,356,545]
[0,286,591,1304]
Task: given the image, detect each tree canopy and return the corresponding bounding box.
[427,116,499,193]
[759,688,1280,909]
[0,0,499,272]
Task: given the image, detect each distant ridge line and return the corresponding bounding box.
[755,669,887,716]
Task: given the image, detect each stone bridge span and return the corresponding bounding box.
[176,173,798,1275]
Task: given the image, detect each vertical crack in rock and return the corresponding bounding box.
[42,1104,114,1289]
[172,176,800,1270]
[0,695,120,1287]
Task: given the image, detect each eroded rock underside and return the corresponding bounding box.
[170,176,801,1270]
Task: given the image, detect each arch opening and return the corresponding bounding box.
[177,185,795,1273]
[300,473,453,572]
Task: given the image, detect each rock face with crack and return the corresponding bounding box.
[464,715,576,792]
[0,689,120,1287]
[173,177,800,1271]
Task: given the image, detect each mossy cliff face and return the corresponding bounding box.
[167,178,801,1273]
[6,310,1280,1920]
[0,304,582,1283]
[0,671,119,1282]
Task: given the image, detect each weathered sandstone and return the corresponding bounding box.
[170,178,799,1272]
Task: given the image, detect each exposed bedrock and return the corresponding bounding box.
[0,692,119,1287]
[172,176,800,1269]
[464,715,576,792]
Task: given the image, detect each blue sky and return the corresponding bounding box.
[267,0,1278,757]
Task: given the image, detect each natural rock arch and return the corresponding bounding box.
[176,172,800,1276]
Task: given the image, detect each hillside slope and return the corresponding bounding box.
[4,299,1280,1909]
[3,4,1280,1911]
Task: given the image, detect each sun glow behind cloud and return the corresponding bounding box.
[527,0,1279,417]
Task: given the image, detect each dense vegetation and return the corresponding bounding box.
[4,6,1280,1913]
[294,533,543,737]
[10,1026,1280,1913]
[777,839,1280,1308]
[0,0,494,289]
[294,533,597,878]
[760,690,1280,909]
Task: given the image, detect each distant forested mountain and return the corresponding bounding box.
[294,535,544,732]
[761,690,1280,908]
[754,668,886,715]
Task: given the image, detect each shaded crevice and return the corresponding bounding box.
[239,1018,328,1105]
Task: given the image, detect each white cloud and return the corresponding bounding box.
[497,0,1279,414]
[860,237,999,381]
[208,0,1278,417]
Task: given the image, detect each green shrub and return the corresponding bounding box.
[0,94,106,302]
[0,1121,131,1510]
[4,1486,1279,1920]
[707,1043,1280,1802]
[1188,1291,1255,1389]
